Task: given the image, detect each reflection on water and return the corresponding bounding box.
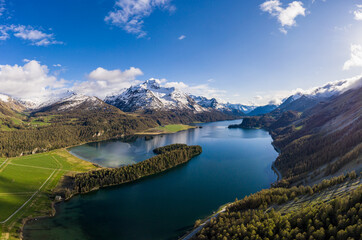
[25,120,278,240]
[69,120,267,168]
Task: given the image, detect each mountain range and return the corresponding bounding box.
[0,76,360,119]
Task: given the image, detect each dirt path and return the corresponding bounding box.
[181,207,227,240]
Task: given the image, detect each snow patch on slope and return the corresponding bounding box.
[0,93,10,102]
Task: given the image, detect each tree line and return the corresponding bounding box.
[194,172,361,240]
[61,144,202,196]
[0,110,156,157]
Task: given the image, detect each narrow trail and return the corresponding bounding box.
[181,207,227,240]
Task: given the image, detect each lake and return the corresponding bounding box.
[24,120,278,240]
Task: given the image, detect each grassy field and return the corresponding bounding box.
[0,149,97,240]
[136,124,196,135]
[0,114,60,131]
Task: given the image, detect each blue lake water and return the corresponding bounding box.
[24,120,278,240]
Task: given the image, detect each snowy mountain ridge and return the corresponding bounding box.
[105,79,207,113]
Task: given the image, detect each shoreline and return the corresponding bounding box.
[21,142,203,239]
[180,132,283,239]
[20,120,272,240]
[134,124,198,136]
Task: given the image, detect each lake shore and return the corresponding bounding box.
[135,124,197,135]
[21,121,278,240]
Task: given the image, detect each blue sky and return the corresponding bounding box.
[0,0,361,105]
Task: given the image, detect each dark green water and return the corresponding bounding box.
[24,120,278,240]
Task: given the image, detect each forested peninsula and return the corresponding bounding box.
[58,144,202,197]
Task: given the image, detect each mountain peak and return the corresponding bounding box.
[105,80,206,113]
[139,79,163,90]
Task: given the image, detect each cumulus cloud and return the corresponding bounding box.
[105,0,175,38]
[353,5,362,21]
[162,80,226,100]
[178,35,186,40]
[260,0,306,33]
[343,44,362,70]
[0,24,62,46]
[0,60,67,100]
[74,67,143,98]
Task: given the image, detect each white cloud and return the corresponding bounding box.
[334,24,352,32]
[53,64,62,67]
[105,0,175,38]
[178,35,186,40]
[353,5,362,21]
[0,24,62,46]
[0,0,5,17]
[74,67,143,98]
[260,0,306,33]
[0,60,66,100]
[343,44,362,70]
[163,80,226,101]
[311,0,327,3]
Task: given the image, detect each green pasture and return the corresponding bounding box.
[0,149,96,239]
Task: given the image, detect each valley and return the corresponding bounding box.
[1,2,361,239]
[23,120,278,240]
[0,74,360,240]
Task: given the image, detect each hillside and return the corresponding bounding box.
[231,86,362,186]
[192,173,361,240]
[0,95,157,157]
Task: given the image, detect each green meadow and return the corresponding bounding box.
[136,124,196,135]
[0,149,96,240]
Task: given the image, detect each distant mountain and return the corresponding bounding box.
[105,79,206,113]
[190,95,254,115]
[190,95,220,109]
[276,77,362,113]
[34,93,116,114]
[248,104,278,116]
[224,103,256,114]
[17,90,75,110]
[0,93,25,114]
[277,95,318,112]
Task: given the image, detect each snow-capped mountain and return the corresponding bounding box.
[105,79,207,113]
[276,77,362,113]
[305,77,362,98]
[35,93,106,113]
[223,103,256,114]
[190,95,255,115]
[190,96,220,109]
[16,90,75,110]
[0,93,26,113]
